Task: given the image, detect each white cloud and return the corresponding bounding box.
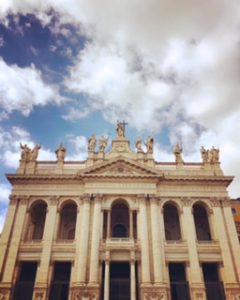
[0,58,64,118]
[65,134,88,161]
[0,0,240,200]
[0,126,56,169]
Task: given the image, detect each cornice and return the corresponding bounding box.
[162,175,233,186]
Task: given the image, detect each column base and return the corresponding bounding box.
[0,284,11,300]
[140,284,169,300]
[70,285,99,300]
[190,283,206,300]
[33,285,48,300]
[225,282,240,299]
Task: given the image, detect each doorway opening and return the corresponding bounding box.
[169,263,190,300]
[12,262,37,300]
[110,262,130,300]
[48,262,71,300]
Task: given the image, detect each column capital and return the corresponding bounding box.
[93,193,104,202]
[9,194,18,205]
[19,195,30,205]
[181,197,193,207]
[137,194,147,202]
[80,194,91,203]
[49,196,60,206]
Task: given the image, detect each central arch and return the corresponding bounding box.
[111,201,129,238]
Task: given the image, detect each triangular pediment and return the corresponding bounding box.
[77,156,161,178]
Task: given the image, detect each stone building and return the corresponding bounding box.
[231,198,240,241]
[0,122,240,300]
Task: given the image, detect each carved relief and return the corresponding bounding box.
[35,292,44,300]
[143,292,166,300]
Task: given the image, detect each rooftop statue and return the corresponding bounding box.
[99,136,108,152]
[146,136,154,153]
[116,120,127,138]
[55,143,66,162]
[30,144,41,161]
[20,143,31,161]
[135,138,143,152]
[88,134,96,152]
[174,143,184,163]
[201,146,219,164]
[20,143,40,162]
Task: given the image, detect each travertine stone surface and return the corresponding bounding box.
[1,126,239,300]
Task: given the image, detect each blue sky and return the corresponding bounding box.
[0,1,240,231]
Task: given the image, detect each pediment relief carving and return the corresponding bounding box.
[77,157,160,177]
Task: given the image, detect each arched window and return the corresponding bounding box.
[193,203,211,241]
[27,201,47,240]
[58,202,77,240]
[163,203,181,240]
[111,202,129,238]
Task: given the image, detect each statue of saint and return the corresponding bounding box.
[30,144,41,161]
[116,121,125,138]
[99,136,108,152]
[55,144,66,162]
[210,146,219,163]
[173,143,183,163]
[135,138,142,152]
[146,136,154,153]
[20,143,31,161]
[201,146,209,163]
[88,134,96,152]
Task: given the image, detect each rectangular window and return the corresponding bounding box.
[49,262,71,300]
[202,263,226,300]
[12,262,37,300]
[168,263,191,300]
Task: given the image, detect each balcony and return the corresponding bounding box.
[197,240,221,261]
[164,240,189,262]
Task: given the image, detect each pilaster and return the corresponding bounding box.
[34,196,59,300]
[212,203,236,283]
[89,194,103,286]
[72,194,91,284]
[0,195,18,277]
[2,196,28,283]
[138,194,151,284]
[149,195,163,284]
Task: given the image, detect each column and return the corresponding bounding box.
[130,254,136,300]
[212,203,236,282]
[106,209,111,239]
[104,253,110,300]
[74,195,91,283]
[89,194,102,284]
[181,200,202,283]
[222,201,240,282]
[138,195,151,283]
[2,197,28,283]
[0,196,19,275]
[34,196,58,286]
[70,198,83,284]
[150,196,163,284]
[129,210,134,239]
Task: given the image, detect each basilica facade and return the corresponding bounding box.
[0,123,240,300]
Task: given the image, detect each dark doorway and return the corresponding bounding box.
[202,263,226,300]
[110,262,130,300]
[12,262,37,300]
[49,262,71,300]
[169,263,190,300]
